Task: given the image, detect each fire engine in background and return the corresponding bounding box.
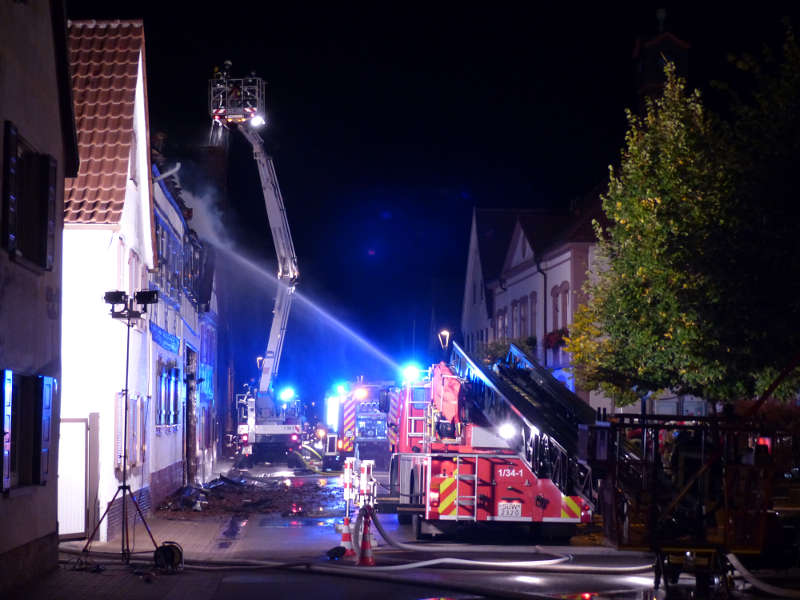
[322,380,401,472]
[235,385,303,462]
[208,63,302,462]
[390,342,597,540]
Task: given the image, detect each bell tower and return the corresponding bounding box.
[633,9,690,111]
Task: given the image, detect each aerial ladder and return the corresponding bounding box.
[209,63,301,458]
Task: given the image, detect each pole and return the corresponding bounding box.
[82,291,160,563]
[121,298,132,562]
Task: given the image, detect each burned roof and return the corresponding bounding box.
[64,19,144,224]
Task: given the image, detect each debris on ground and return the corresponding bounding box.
[157,474,343,519]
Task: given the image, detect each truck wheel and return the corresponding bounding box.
[397,512,412,525]
[412,513,430,540]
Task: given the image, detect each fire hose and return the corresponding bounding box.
[726,553,800,598]
[354,505,653,573]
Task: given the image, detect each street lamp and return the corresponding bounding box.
[83,290,159,563]
[438,329,451,351]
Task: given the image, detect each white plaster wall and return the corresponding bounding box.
[133,53,154,269]
[460,222,491,351]
[61,229,149,539]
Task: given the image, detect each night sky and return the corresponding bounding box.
[65,2,798,410]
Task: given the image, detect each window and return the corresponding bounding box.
[155,360,180,426]
[2,121,57,270]
[530,292,537,340]
[129,129,138,186]
[520,296,528,337]
[560,281,570,329]
[116,238,125,291]
[551,286,560,331]
[115,393,145,468]
[2,370,53,490]
[511,302,519,338]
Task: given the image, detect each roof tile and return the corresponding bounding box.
[64,19,143,224]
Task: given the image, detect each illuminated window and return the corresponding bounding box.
[155,360,179,426]
[1,370,53,490]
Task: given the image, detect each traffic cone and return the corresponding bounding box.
[340,516,355,557]
[356,512,376,566]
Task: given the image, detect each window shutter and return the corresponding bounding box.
[42,155,57,271]
[114,392,124,468]
[140,395,148,463]
[159,370,167,425]
[127,395,137,466]
[3,121,18,254]
[39,376,54,483]
[2,370,12,491]
[171,367,180,425]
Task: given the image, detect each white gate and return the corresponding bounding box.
[58,418,88,539]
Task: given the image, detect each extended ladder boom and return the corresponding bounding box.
[237,125,299,396]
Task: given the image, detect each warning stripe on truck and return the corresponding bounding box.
[560,495,581,521]
[438,476,457,517]
[342,398,355,452]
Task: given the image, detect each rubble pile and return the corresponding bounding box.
[157,473,343,519]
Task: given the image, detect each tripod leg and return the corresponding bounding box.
[82,486,122,554]
[122,487,131,563]
[129,492,159,550]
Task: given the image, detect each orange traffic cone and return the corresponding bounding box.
[356,512,376,566]
[340,516,356,557]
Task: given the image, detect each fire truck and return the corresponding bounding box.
[323,381,400,472]
[208,63,301,460]
[390,342,596,539]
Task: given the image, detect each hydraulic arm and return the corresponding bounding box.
[237,125,299,399]
[208,63,299,415]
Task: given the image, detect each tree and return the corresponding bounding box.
[568,33,800,406]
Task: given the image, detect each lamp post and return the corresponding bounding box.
[438,329,451,362]
[82,289,159,563]
[437,329,451,351]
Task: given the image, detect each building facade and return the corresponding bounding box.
[460,198,613,413]
[0,0,79,592]
[60,19,157,541]
[148,154,219,506]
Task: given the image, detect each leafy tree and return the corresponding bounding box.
[568,33,800,406]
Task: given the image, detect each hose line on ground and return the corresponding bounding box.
[726,553,800,598]
[365,507,652,574]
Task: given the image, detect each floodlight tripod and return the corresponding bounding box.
[82,294,158,563]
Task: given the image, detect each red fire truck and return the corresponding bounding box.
[323,381,400,472]
[390,342,596,539]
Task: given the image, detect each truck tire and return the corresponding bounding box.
[412,513,430,540]
[397,512,412,525]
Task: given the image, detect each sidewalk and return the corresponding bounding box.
[11,511,657,600]
[60,512,339,562]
